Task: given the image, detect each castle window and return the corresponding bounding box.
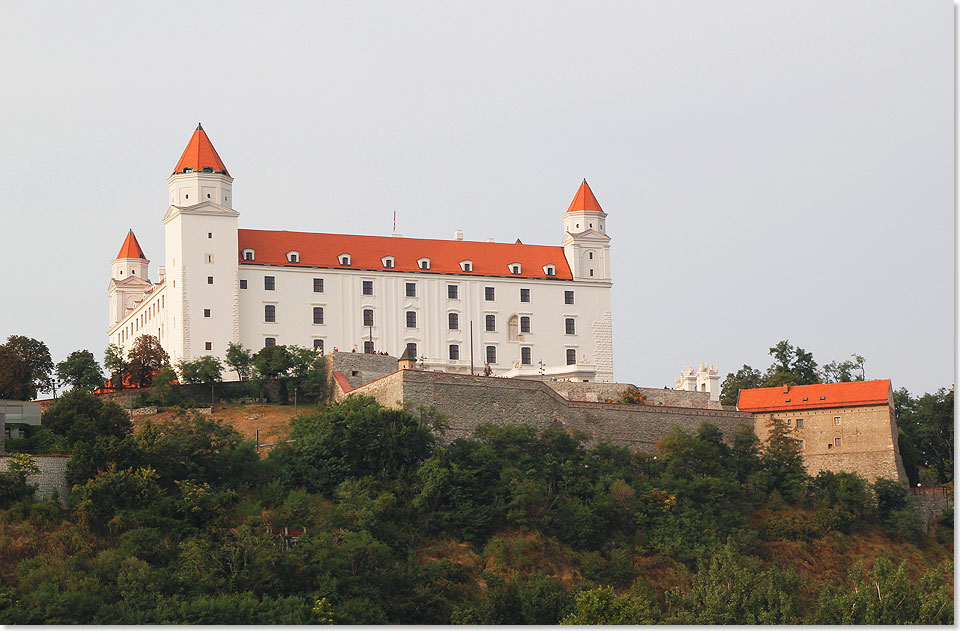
[449,344,459,360]
[485,314,496,332]
[363,309,374,327]
[786,419,792,426]
[566,349,576,365]
[486,345,496,364]
[287,251,300,263]
[362,280,373,295]
[204,309,211,318]
[339,254,351,266]
[448,284,459,299]
[364,341,374,354]
[264,305,276,322]
[510,263,521,274]
[205,253,214,264]
[313,307,324,324]
[264,276,275,291]
[521,347,531,365]
[834,416,841,426]
[381,256,394,268]
[313,278,323,293]
[520,316,531,333]
[406,311,417,328]
[240,279,247,289]
[460,260,473,272]
[205,342,212,351]
[131,270,136,275]
[835,437,842,447]
[798,439,805,450]
[208,232,212,238]
[565,290,574,305]
[242,249,255,261]
[565,318,576,335]
[796,419,804,429]
[485,287,495,301]
[406,282,416,297]
[543,265,556,276]
[207,276,214,284]
[418,258,431,270]
[406,342,417,358]
[520,288,530,302]
[313,339,324,351]
[207,193,211,198]
[448,312,459,330]
[588,252,593,260]
[589,269,594,277]
[264,337,276,347]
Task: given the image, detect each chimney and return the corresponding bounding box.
[158,266,166,283]
[454,229,464,240]
[783,385,790,394]
[486,237,494,243]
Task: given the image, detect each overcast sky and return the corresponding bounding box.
[0,1,953,395]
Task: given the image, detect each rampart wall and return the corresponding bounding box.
[0,456,70,502]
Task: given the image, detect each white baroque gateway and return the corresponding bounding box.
[107,125,614,382]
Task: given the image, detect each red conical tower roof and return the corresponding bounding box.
[116,229,147,260]
[172,123,229,176]
[566,179,604,213]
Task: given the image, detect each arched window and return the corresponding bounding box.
[381,256,395,268]
[448,312,459,330]
[286,251,300,263]
[543,264,556,276]
[339,254,351,266]
[459,260,473,272]
[417,257,431,270]
[509,262,521,274]
[242,249,255,261]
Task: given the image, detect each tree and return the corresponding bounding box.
[822,354,866,383]
[561,586,653,625]
[719,365,762,406]
[286,346,328,410]
[177,356,224,404]
[104,344,126,389]
[252,345,293,402]
[0,335,54,400]
[42,390,133,445]
[895,386,954,484]
[791,346,818,385]
[127,335,170,388]
[225,342,253,381]
[56,350,104,393]
[760,418,808,501]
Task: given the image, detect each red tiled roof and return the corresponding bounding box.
[116,229,147,259]
[173,123,229,176]
[237,229,574,280]
[737,379,891,413]
[566,179,604,213]
[332,370,353,394]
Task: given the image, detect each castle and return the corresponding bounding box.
[108,125,613,382]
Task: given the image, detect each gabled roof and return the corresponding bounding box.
[737,379,892,413]
[566,179,604,213]
[173,123,229,176]
[115,229,147,259]
[237,229,574,280]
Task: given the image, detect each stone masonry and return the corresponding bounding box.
[0,456,70,502]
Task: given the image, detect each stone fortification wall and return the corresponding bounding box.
[351,370,753,451]
[0,456,70,502]
[532,382,721,409]
[327,352,400,390]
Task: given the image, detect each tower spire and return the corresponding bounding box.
[173,124,229,175]
[566,179,604,213]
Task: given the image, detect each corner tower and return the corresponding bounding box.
[162,124,240,365]
[108,229,152,326]
[562,179,611,282]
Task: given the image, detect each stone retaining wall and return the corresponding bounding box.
[0,456,70,502]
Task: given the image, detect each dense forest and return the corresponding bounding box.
[0,392,952,624]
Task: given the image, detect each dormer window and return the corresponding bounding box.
[509,263,521,275]
[543,264,556,276]
[417,258,431,270]
[339,254,351,266]
[459,260,473,272]
[203,166,213,173]
[242,249,255,261]
[381,256,395,268]
[286,251,300,263]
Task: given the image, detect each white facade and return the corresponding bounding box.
[675,362,720,401]
[108,128,615,382]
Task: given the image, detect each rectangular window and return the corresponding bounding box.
[520,316,531,333]
[313,278,324,293]
[363,309,374,327]
[448,312,459,330]
[406,311,417,328]
[565,318,575,335]
[205,342,212,351]
[485,286,495,301]
[520,288,530,302]
[406,342,417,357]
[566,348,576,365]
[203,308,211,318]
[486,345,496,364]
[406,282,416,297]
[207,276,214,285]
[313,339,324,351]
[834,416,841,426]
[564,290,574,305]
[205,254,214,264]
[448,284,458,299]
[239,279,247,289]
[786,419,793,426]
[449,344,459,360]
[798,439,805,450]
[264,337,276,347]
[364,341,374,354]
[796,418,804,429]
[521,347,531,365]
[485,314,496,331]
[313,307,324,324]
[264,276,275,291]
[362,280,373,295]
[835,437,842,447]
[264,305,276,322]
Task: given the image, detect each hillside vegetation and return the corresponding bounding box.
[0,393,952,624]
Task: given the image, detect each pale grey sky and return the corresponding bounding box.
[0,1,953,395]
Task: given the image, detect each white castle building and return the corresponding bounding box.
[108,125,614,381]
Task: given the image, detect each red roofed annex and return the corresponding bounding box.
[108,124,614,382]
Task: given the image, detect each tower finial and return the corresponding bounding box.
[197,122,203,130]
